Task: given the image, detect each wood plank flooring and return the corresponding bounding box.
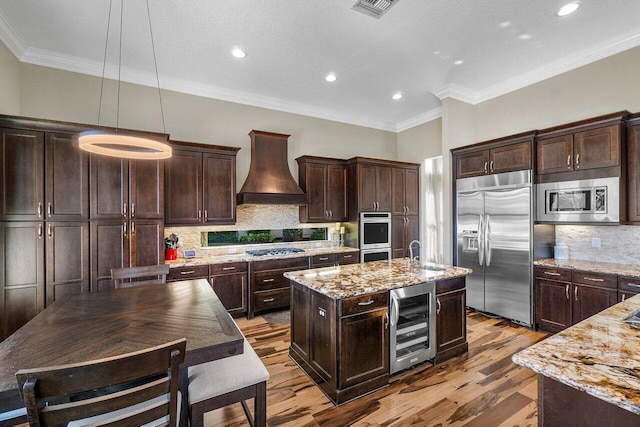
[204,311,548,427]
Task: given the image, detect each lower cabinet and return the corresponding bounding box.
[209,262,247,317]
[618,276,640,302]
[434,277,468,363]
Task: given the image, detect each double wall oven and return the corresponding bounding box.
[359,212,392,262]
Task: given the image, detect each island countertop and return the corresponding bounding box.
[512,293,640,415]
[534,258,640,278]
[283,258,472,299]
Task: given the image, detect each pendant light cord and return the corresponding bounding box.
[146,0,166,134]
[116,0,123,130]
[97,0,114,127]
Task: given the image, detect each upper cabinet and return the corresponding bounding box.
[535,112,628,183]
[391,166,419,216]
[164,142,239,226]
[453,133,534,180]
[297,156,347,223]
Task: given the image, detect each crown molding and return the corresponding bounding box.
[396,107,442,132]
[432,83,476,103]
[0,13,26,60]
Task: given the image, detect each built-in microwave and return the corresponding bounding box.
[536,177,619,223]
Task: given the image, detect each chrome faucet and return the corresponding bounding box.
[408,240,421,264]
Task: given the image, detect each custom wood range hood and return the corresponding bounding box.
[236,130,307,205]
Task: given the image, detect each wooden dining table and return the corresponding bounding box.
[0,278,244,426]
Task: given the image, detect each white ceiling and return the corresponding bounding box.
[0,1,639,132]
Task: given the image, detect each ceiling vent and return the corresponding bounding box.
[352,0,400,19]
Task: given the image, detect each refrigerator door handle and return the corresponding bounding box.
[478,215,484,266]
[485,214,491,266]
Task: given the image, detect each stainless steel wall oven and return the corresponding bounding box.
[360,212,392,262]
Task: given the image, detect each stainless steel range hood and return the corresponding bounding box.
[236,130,307,205]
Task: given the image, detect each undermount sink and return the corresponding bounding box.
[421,264,446,272]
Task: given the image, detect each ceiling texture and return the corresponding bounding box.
[0,0,639,132]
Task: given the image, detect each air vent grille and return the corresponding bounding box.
[352,0,400,19]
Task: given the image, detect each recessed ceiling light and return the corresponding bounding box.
[499,21,512,28]
[325,73,337,82]
[454,60,464,65]
[392,92,402,100]
[231,47,247,58]
[518,34,532,40]
[557,2,580,16]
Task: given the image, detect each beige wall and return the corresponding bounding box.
[19,64,398,186]
[0,42,20,114]
[396,118,442,162]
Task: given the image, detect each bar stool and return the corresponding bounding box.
[188,339,269,427]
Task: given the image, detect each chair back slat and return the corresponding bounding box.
[16,338,185,427]
[111,264,170,289]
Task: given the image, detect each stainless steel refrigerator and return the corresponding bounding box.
[456,170,532,326]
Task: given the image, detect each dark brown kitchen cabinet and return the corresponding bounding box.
[45,221,89,306]
[0,128,44,220]
[0,222,45,341]
[209,261,247,317]
[536,277,572,333]
[434,276,467,363]
[572,283,617,324]
[310,251,360,268]
[248,256,308,318]
[618,276,640,302]
[453,134,534,179]
[392,215,419,259]
[297,156,347,223]
[627,115,640,223]
[391,166,419,216]
[164,143,239,225]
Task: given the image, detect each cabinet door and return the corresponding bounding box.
[573,125,619,170]
[130,159,163,219]
[0,222,45,341]
[90,155,128,219]
[45,222,89,306]
[375,166,392,212]
[130,219,163,267]
[0,128,44,220]
[391,216,405,259]
[91,221,129,292]
[404,168,419,215]
[326,164,347,221]
[391,168,406,216]
[358,164,377,211]
[164,149,202,225]
[436,289,466,354]
[339,307,388,389]
[536,135,573,174]
[290,283,311,361]
[628,125,640,222]
[45,133,89,220]
[490,141,531,174]
[310,292,337,386]
[203,153,236,224]
[406,215,419,255]
[455,150,489,179]
[535,279,571,332]
[572,284,617,324]
[619,291,639,302]
[209,273,247,315]
[303,163,327,222]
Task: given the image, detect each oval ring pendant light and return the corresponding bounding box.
[79,0,172,160]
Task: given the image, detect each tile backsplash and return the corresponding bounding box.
[556,225,640,265]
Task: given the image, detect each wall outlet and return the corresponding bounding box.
[592,237,601,248]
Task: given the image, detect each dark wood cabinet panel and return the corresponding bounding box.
[536,135,573,174]
[129,160,164,219]
[203,153,236,224]
[45,221,89,306]
[248,256,308,318]
[209,272,246,315]
[0,128,44,220]
[456,150,489,179]
[164,148,202,224]
[90,221,129,292]
[453,133,535,179]
[627,123,640,222]
[490,141,531,174]
[45,133,89,220]
[290,281,311,361]
[535,278,571,332]
[300,162,326,222]
[392,215,419,259]
[326,164,347,221]
[166,265,209,282]
[129,219,163,267]
[90,155,128,220]
[391,167,419,216]
[572,284,617,324]
[573,125,619,170]
[435,289,466,354]
[376,166,392,212]
[357,164,377,212]
[310,291,337,386]
[0,222,45,341]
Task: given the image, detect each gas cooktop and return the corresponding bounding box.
[245,247,306,257]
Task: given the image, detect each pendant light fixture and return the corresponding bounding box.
[79,0,172,160]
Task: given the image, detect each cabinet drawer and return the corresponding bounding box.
[251,256,308,272]
[311,253,337,267]
[167,264,210,281]
[618,276,640,293]
[210,261,247,275]
[534,266,571,282]
[337,252,359,265]
[572,270,617,289]
[254,288,290,312]
[436,276,465,295]
[254,269,290,290]
[340,292,388,317]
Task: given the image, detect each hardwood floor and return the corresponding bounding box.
[204,310,548,427]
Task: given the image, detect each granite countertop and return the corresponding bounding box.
[166,246,360,268]
[534,258,640,278]
[284,258,472,299]
[512,293,640,415]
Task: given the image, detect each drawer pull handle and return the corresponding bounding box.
[436,298,441,314]
[358,300,375,306]
[627,283,640,288]
[574,286,578,301]
[319,257,329,261]
[263,298,275,303]
[180,270,195,275]
[222,266,236,271]
[343,255,352,258]
[583,277,604,282]
[544,271,561,276]
[622,294,627,301]
[263,278,275,283]
[565,284,569,300]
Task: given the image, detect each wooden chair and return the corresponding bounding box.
[15,338,186,427]
[188,338,269,427]
[111,264,170,289]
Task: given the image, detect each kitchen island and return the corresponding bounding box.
[284,258,471,405]
[512,293,640,426]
